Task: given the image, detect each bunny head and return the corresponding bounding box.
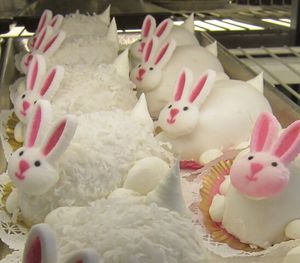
[23,223,99,263]
[21,25,66,73]
[28,9,64,50]
[230,112,300,199]
[158,68,216,138]
[14,54,64,124]
[130,15,173,63]
[8,100,77,196]
[130,36,176,92]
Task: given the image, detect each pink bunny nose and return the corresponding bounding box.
[19,160,30,174]
[251,163,263,175]
[23,101,30,111]
[139,42,146,52]
[170,108,179,119]
[138,68,146,78]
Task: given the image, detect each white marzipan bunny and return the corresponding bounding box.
[157,68,272,164]
[129,36,226,118]
[21,163,207,263]
[18,17,118,73]
[8,98,173,226]
[129,14,198,67]
[209,112,300,248]
[27,6,111,50]
[12,51,136,142]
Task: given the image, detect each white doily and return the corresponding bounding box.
[0,110,15,162]
[0,249,22,263]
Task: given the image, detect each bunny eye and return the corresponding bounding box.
[34,160,41,167]
[139,39,142,42]
[183,106,189,111]
[21,94,26,99]
[271,162,278,167]
[138,64,142,68]
[34,100,37,104]
[168,104,172,109]
[149,67,154,71]
[19,151,24,157]
[248,156,254,160]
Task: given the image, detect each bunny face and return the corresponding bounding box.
[230,152,289,199]
[8,147,58,195]
[8,100,77,196]
[158,68,216,137]
[230,112,300,199]
[130,36,176,92]
[14,54,64,124]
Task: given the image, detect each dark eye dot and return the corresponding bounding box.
[19,151,24,156]
[139,39,142,42]
[183,106,189,111]
[34,100,37,104]
[34,160,41,167]
[271,162,278,167]
[149,67,154,70]
[168,104,172,109]
[138,64,141,68]
[21,94,26,99]
[248,156,254,160]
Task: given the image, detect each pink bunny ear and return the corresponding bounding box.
[41,115,77,163]
[174,68,193,101]
[26,54,46,92]
[64,249,99,263]
[23,223,57,263]
[33,25,54,51]
[271,120,300,164]
[41,30,66,57]
[154,39,176,68]
[142,15,156,38]
[155,18,173,41]
[49,14,64,32]
[36,10,53,33]
[143,37,154,63]
[188,70,216,106]
[250,112,280,153]
[25,100,52,148]
[38,65,64,100]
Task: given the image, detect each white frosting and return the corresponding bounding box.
[18,110,173,225]
[157,78,271,161]
[45,195,207,263]
[222,158,300,248]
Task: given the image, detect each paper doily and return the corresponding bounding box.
[0,249,22,263]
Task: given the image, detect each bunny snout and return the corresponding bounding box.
[15,160,30,180]
[167,108,179,124]
[21,101,30,116]
[246,163,264,181]
[136,68,146,81]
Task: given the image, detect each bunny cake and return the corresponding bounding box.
[12,51,136,142]
[21,163,208,263]
[157,68,271,164]
[7,98,173,226]
[129,14,199,67]
[18,17,118,74]
[130,36,226,118]
[208,112,300,249]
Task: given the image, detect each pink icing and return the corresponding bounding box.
[29,60,38,91]
[155,20,168,37]
[28,106,42,147]
[174,72,186,101]
[40,69,56,96]
[43,33,58,53]
[43,121,66,156]
[23,100,30,111]
[154,43,169,65]
[189,75,208,103]
[25,236,41,263]
[37,11,48,33]
[143,17,152,37]
[34,28,47,50]
[144,39,153,62]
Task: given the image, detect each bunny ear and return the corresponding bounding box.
[33,25,54,51]
[23,223,57,263]
[64,249,99,263]
[181,13,194,33]
[142,37,156,63]
[250,112,280,153]
[271,120,300,164]
[49,14,64,32]
[36,10,53,33]
[188,70,216,106]
[173,68,193,101]
[25,100,52,148]
[41,115,77,164]
[142,15,156,38]
[154,39,176,68]
[26,54,46,92]
[38,65,64,100]
[155,18,173,41]
[42,30,66,57]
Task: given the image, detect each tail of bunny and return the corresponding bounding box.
[23,223,99,263]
